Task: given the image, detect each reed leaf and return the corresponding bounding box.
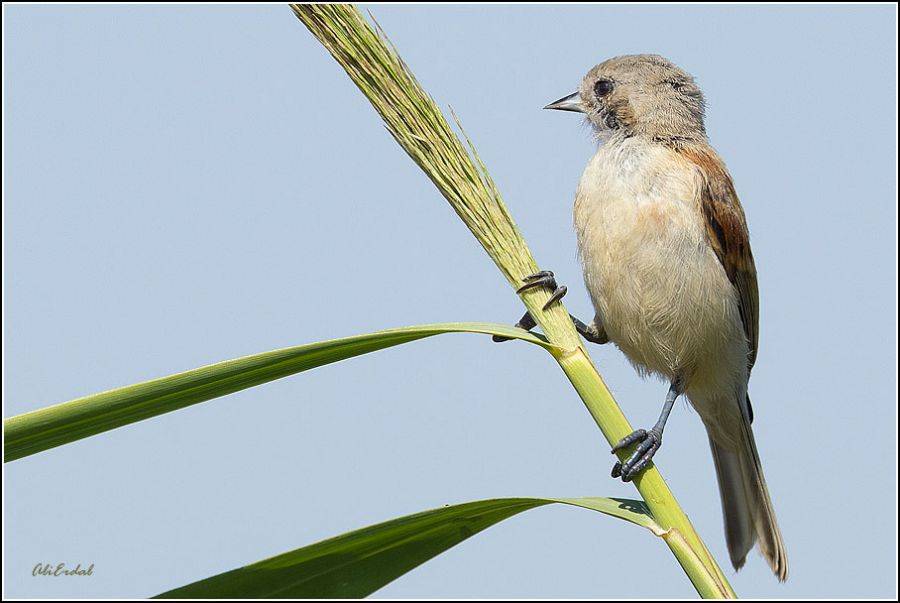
[155,496,658,599]
[3,323,552,462]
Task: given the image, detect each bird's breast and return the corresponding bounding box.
[573,139,746,388]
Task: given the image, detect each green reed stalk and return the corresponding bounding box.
[291,4,736,598]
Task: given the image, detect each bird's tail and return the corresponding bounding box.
[707,396,788,581]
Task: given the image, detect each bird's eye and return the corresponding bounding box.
[594,79,614,97]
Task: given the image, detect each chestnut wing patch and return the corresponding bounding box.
[680,146,760,372]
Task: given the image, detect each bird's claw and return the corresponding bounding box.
[611,429,662,482]
[516,270,567,311]
[493,270,569,342]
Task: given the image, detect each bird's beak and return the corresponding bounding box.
[543,92,584,113]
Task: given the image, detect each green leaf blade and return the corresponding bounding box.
[4,323,553,462]
[155,497,658,599]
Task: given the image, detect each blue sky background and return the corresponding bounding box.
[4,4,896,598]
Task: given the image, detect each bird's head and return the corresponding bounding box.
[545,54,707,142]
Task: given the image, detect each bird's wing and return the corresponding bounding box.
[679,145,759,372]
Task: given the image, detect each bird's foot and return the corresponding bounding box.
[610,429,662,482]
[492,270,567,342]
[516,270,567,311]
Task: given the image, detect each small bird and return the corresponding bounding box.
[503,54,787,580]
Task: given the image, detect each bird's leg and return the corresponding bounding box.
[492,312,606,343]
[571,315,609,345]
[611,378,684,482]
[492,271,608,344]
[491,310,537,342]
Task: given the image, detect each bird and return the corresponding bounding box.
[500,54,788,580]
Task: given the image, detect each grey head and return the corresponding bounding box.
[546,54,707,142]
